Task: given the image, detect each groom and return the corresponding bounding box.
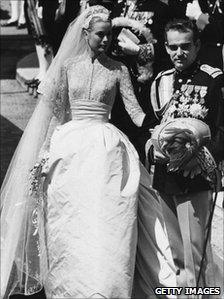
[149,18,224,288]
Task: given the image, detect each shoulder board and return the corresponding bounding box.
[155,68,175,80]
[200,64,223,78]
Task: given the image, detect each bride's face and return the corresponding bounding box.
[85,21,112,55]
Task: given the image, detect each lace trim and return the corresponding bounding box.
[52,65,68,120]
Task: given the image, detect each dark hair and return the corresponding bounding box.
[164,19,200,43]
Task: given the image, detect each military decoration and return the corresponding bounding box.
[163,84,209,121]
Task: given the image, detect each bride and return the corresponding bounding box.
[1,5,176,299]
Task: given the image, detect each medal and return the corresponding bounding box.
[193,85,201,103]
[179,84,187,102]
[199,86,207,98]
[199,86,207,104]
[181,84,188,92]
[184,84,194,102]
[186,84,194,96]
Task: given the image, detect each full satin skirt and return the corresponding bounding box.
[44,119,140,298]
[44,118,176,298]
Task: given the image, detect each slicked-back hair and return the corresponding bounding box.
[165,19,200,44]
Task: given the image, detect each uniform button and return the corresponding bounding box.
[217,43,221,47]
[178,79,183,83]
[209,4,213,7]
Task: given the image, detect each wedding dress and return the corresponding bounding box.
[1,49,176,299]
[41,54,176,298]
[42,53,143,298]
[1,5,176,299]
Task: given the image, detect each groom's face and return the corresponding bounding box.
[165,29,200,71]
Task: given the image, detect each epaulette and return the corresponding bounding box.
[155,68,175,80]
[200,64,223,78]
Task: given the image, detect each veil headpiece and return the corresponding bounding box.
[39,5,110,98]
[1,5,110,299]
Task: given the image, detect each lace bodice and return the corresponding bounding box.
[54,54,145,127]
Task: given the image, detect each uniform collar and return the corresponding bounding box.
[174,61,200,79]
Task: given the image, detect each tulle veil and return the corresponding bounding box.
[0,5,110,298]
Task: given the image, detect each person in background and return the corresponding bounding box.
[24,0,54,96]
[40,0,81,56]
[88,0,171,162]
[149,18,224,288]
[168,0,224,70]
[24,0,81,97]
[110,0,170,163]
[186,0,224,69]
[2,0,26,29]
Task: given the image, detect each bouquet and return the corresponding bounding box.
[151,118,211,172]
[29,152,49,197]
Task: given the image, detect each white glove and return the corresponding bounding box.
[37,6,43,19]
[186,0,202,20]
[118,37,140,55]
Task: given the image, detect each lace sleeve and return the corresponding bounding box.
[38,63,71,157]
[51,64,69,121]
[118,63,145,127]
[39,63,69,122]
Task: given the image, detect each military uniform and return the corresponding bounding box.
[150,62,224,287]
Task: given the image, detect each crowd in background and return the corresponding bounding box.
[3,0,224,86]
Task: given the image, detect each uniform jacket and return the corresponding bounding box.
[150,62,224,194]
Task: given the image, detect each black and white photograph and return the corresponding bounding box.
[1,0,223,298]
